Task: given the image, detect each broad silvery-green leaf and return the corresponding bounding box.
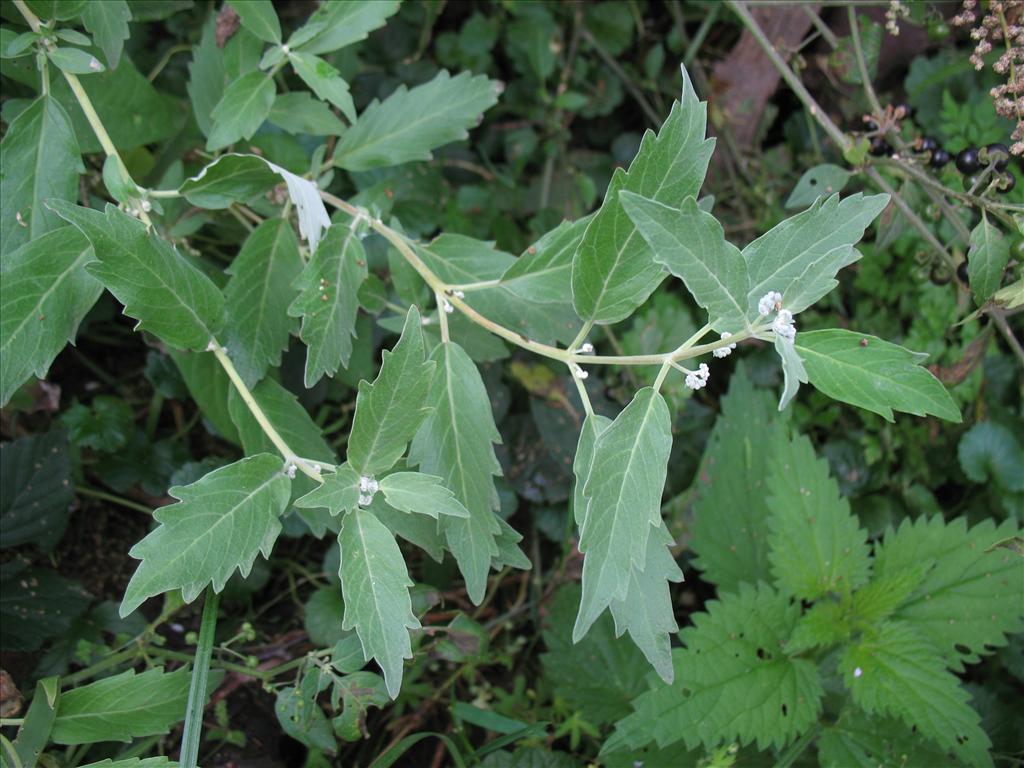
[967,215,1010,305]
[227,378,334,466]
[378,472,470,518]
[295,463,360,516]
[572,413,612,528]
[288,50,356,123]
[49,202,225,352]
[372,496,445,562]
[500,216,590,306]
[795,329,961,422]
[179,154,279,209]
[574,387,672,641]
[229,0,280,44]
[80,0,131,69]
[338,507,420,698]
[288,221,368,387]
[121,453,290,616]
[571,67,714,324]
[223,219,303,386]
[347,306,436,477]
[766,434,871,600]
[332,70,500,172]
[774,334,808,410]
[47,48,105,75]
[0,227,102,406]
[51,667,190,744]
[0,96,83,256]
[408,342,506,604]
[290,0,399,55]
[743,192,889,320]
[619,192,749,333]
[207,71,275,151]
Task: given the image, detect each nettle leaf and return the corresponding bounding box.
[606,583,823,754]
[338,508,420,698]
[51,667,190,744]
[690,369,789,591]
[817,705,954,768]
[120,454,291,616]
[967,216,1010,305]
[79,0,131,69]
[289,220,368,387]
[574,387,672,641]
[743,193,889,320]
[872,515,1024,670]
[229,0,280,44]
[766,434,871,600]
[332,70,500,172]
[295,464,360,517]
[347,306,436,477]
[290,0,400,55]
[0,96,83,256]
[409,341,509,604]
[0,227,102,406]
[288,51,356,123]
[222,219,304,387]
[785,164,852,209]
[620,193,748,334]
[839,621,992,766]
[957,421,1024,491]
[571,67,714,324]
[378,472,470,519]
[0,430,73,551]
[49,202,225,352]
[207,70,276,151]
[795,329,961,422]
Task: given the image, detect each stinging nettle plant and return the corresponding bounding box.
[4,0,1011,763]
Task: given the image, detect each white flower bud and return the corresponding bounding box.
[443,300,454,314]
[571,363,588,380]
[285,463,297,479]
[758,291,783,316]
[713,331,737,358]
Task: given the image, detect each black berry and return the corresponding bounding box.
[863,118,880,132]
[919,136,939,153]
[983,143,1010,171]
[957,261,970,285]
[869,137,893,157]
[929,148,951,169]
[956,147,980,174]
[963,173,983,191]
[996,171,1016,194]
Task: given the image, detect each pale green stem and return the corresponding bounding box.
[654,323,712,392]
[446,279,502,292]
[847,7,884,117]
[568,363,595,417]
[435,291,450,342]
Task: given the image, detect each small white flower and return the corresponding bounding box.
[285,463,297,479]
[684,363,711,391]
[758,291,783,316]
[453,290,465,299]
[358,492,374,507]
[713,332,737,358]
[772,309,797,340]
[571,363,588,380]
[281,44,290,54]
[141,199,152,212]
[443,300,454,314]
[358,476,378,495]
[854,666,863,678]
[576,342,594,354]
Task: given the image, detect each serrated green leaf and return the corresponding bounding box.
[967,217,1011,301]
[743,193,889,320]
[207,70,275,151]
[958,421,1024,491]
[178,152,279,209]
[0,227,102,406]
[0,430,73,551]
[227,377,334,464]
[571,67,714,324]
[0,96,82,256]
[690,369,789,591]
[48,47,105,74]
[500,216,590,305]
[61,395,133,452]
[574,387,672,641]
[288,50,355,123]
[51,667,190,744]
[291,0,400,55]
[606,583,823,754]
[773,334,808,410]
[170,349,240,444]
[1,565,89,651]
[268,91,345,136]
[817,705,955,768]
[295,463,360,517]
[795,329,961,422]
[223,219,304,386]
[572,413,612,529]
[49,202,225,351]
[872,515,1024,670]
[849,563,929,627]
[348,306,435,476]
[288,220,368,387]
[785,164,852,209]
[80,0,131,69]
[229,0,280,44]
[766,434,871,600]
[378,472,470,518]
[332,70,499,172]
[619,192,748,334]
[372,496,445,562]
[839,621,992,766]
[785,601,850,654]
[187,14,224,138]
[121,454,290,616]
[409,341,505,604]
[338,507,420,698]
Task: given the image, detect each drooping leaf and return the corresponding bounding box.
[742,193,889,320]
[338,507,420,698]
[378,472,470,519]
[839,621,992,767]
[332,70,500,172]
[207,70,276,151]
[766,434,871,600]
[967,216,1011,305]
[773,334,808,410]
[408,342,506,604]
[795,329,961,422]
[606,583,823,754]
[0,96,82,256]
[120,454,291,616]
[574,387,672,641]
[79,0,131,69]
[290,0,400,55]
[957,421,1024,491]
[371,496,445,562]
[571,67,714,324]
[288,50,355,123]
[0,430,73,551]
[295,464,360,517]
[347,306,436,476]
[51,667,190,744]
[229,0,280,44]
[619,192,748,333]
[49,202,225,352]
[0,227,102,406]
[222,219,304,386]
[289,220,368,387]
[785,164,852,209]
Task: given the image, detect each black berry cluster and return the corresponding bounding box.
[955,143,1015,194]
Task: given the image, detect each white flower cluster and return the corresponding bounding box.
[759,291,797,341]
[571,363,588,380]
[358,476,378,507]
[685,363,710,391]
[758,291,783,316]
[713,332,737,358]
